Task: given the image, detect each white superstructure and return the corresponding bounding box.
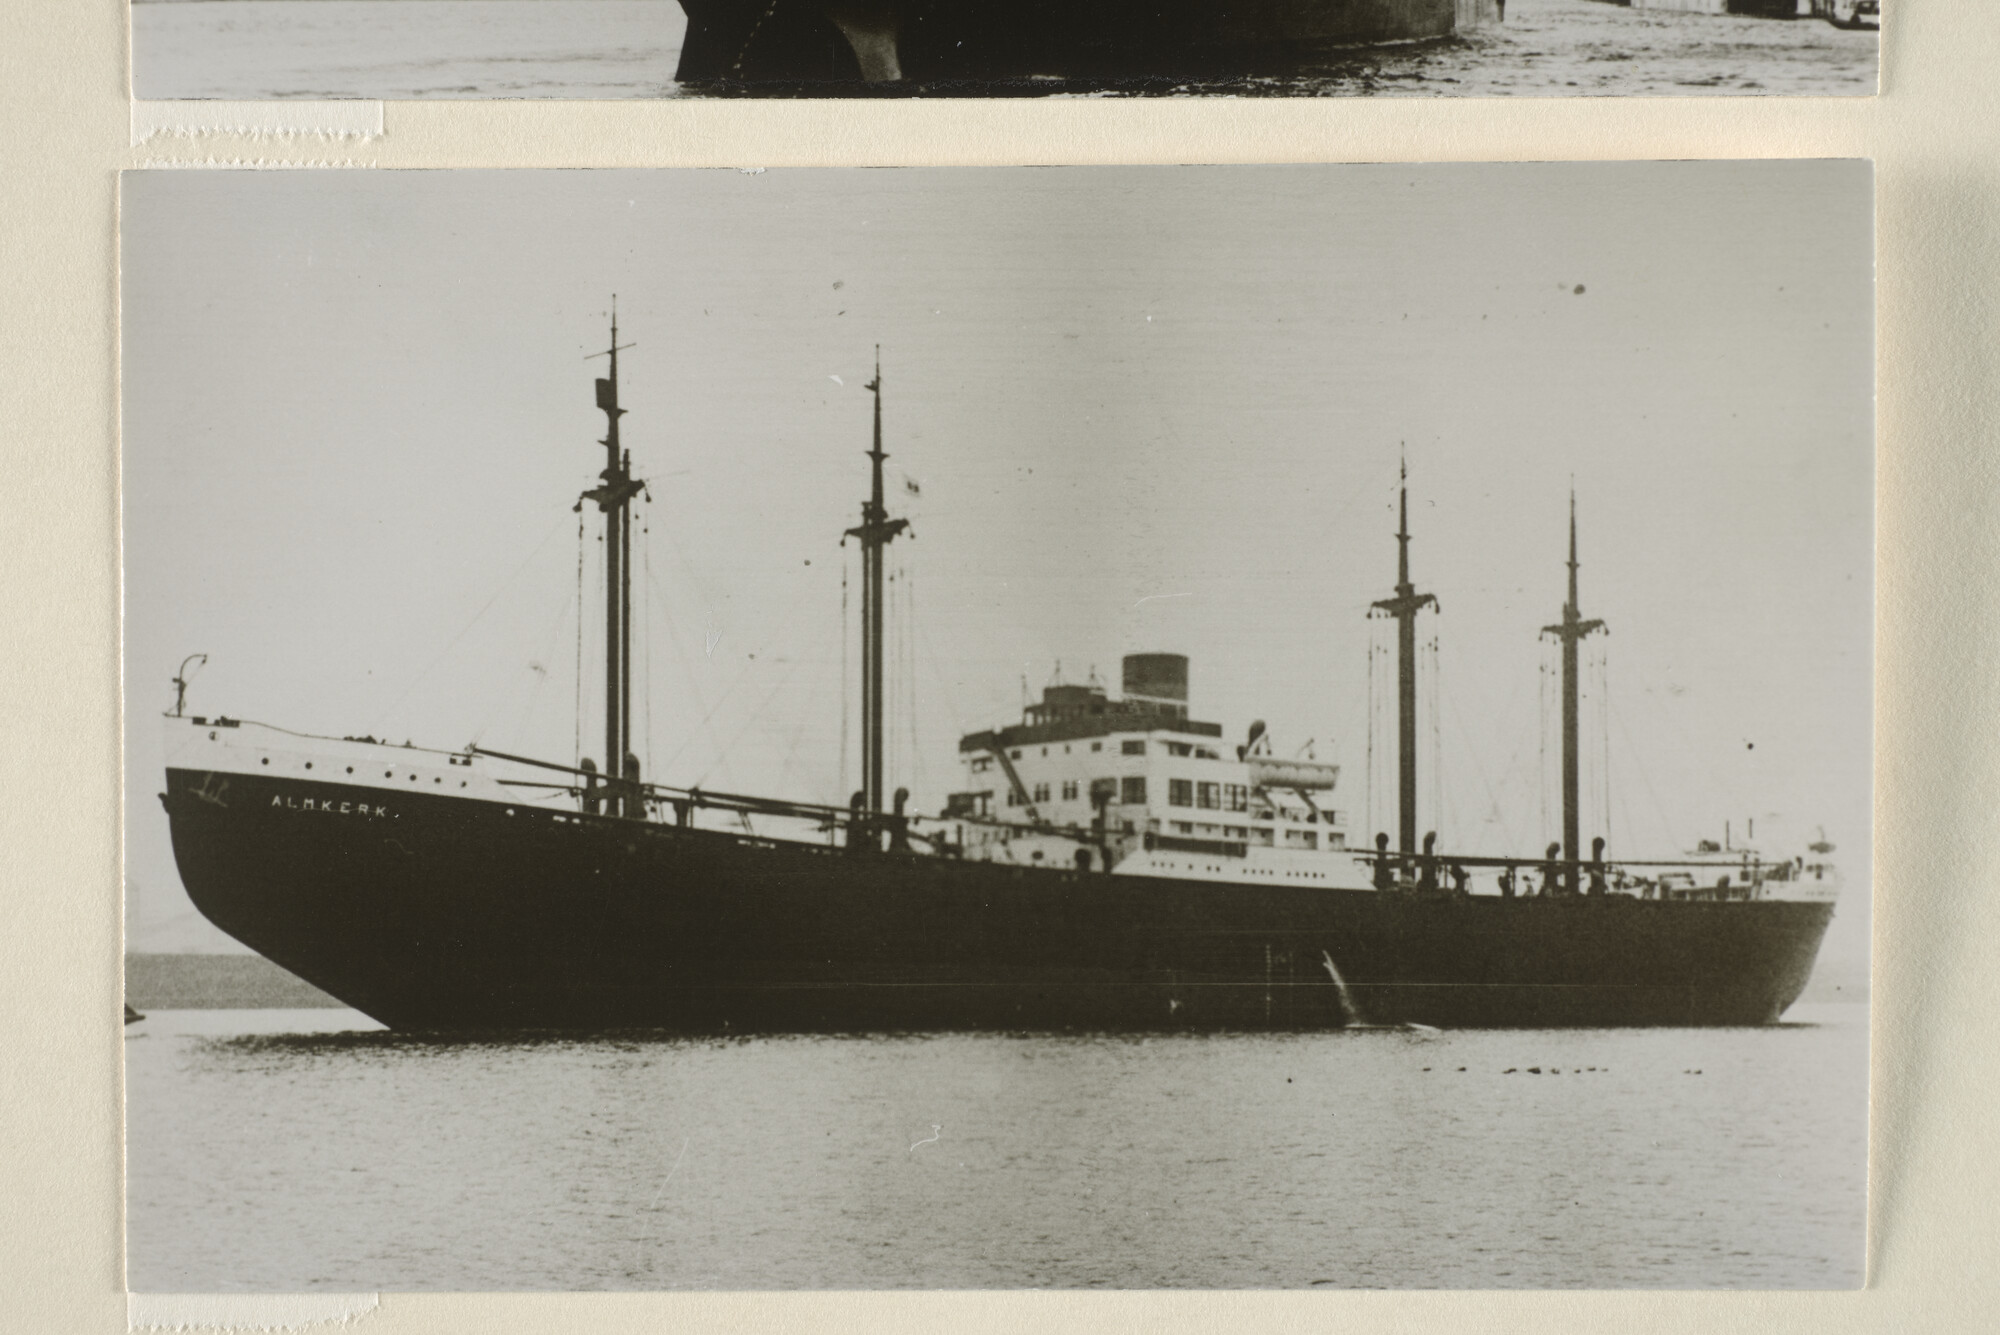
[945,655,1375,889]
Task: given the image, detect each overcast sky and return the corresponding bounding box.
[122,163,1873,966]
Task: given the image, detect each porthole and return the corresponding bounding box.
[305,762,313,770]
[434,777,441,784]
[384,771,393,778]
[409,774,418,782]
[260,757,269,766]
[345,766,353,774]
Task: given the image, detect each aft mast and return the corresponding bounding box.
[844,349,910,815]
[1541,492,1605,893]
[1371,460,1437,858]
[581,305,645,817]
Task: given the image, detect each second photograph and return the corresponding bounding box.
[122,162,1872,1292]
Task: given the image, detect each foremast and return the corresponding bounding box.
[1371,460,1437,858]
[843,349,909,816]
[580,307,646,817]
[1541,493,1605,894]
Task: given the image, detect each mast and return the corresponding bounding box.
[1371,460,1437,857]
[844,349,909,814]
[1541,493,1605,893]
[583,305,644,817]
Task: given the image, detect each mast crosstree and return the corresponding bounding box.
[581,306,646,818]
[843,350,910,816]
[1542,492,1606,894]
[1371,460,1437,858]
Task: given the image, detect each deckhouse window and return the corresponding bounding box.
[1224,783,1248,812]
[1032,782,1051,803]
[1121,740,1145,756]
[1060,780,1079,801]
[1196,782,1220,810]
[1166,742,1192,757]
[1120,776,1146,805]
[1090,741,1103,752]
[971,756,992,773]
[1195,747,1220,760]
[1168,779,1193,807]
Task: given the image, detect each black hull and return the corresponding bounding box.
[163,769,1833,1033]
[674,0,1468,87]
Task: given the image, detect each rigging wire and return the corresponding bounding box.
[641,525,723,789]
[1364,619,1376,843]
[1537,651,1549,845]
[903,568,913,796]
[905,558,927,799]
[594,523,606,757]
[574,508,586,768]
[1427,631,1444,848]
[886,565,900,799]
[1600,641,1613,849]
[1384,635,1399,838]
[915,567,931,795]
[1374,625,1389,844]
[911,575,975,797]
[771,671,833,801]
[368,504,576,738]
[658,563,839,780]
[1583,639,1598,848]
[1601,644,1650,856]
[1428,633,1435,841]
[1610,690,1681,854]
[1439,666,1521,855]
[469,585,574,749]
[839,562,850,803]
[886,567,901,800]
[660,525,725,626]
[690,605,843,791]
[642,510,654,778]
[771,613,844,801]
[899,564,910,799]
[1577,640,1591,845]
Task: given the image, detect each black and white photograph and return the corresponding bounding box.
[123,162,1871,1291]
[130,0,1880,100]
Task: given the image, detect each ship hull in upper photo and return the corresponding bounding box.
[130,0,1880,98]
[676,0,1493,86]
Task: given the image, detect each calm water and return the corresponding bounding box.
[126,1003,1865,1289]
[131,0,1877,101]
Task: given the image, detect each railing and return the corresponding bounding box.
[468,744,1093,852]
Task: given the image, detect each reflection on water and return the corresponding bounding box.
[128,1004,1865,1290]
[132,0,1877,100]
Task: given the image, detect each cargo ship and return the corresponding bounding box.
[674,0,1500,87]
[158,324,1837,1033]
